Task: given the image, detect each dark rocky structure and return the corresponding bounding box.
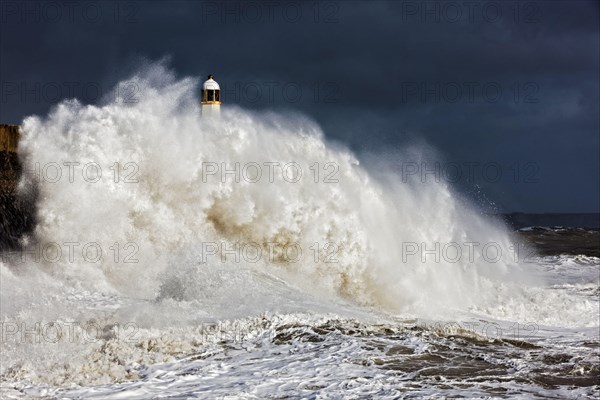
[0,124,36,250]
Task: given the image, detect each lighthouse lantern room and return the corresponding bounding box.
[201,74,221,116]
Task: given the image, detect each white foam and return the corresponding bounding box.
[2,62,598,397]
[10,62,531,318]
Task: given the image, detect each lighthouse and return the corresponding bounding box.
[201,74,221,116]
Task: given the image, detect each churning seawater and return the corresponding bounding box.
[1,63,598,399]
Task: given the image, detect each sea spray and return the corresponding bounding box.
[7,61,528,318]
[1,62,597,394]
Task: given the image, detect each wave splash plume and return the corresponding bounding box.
[1,62,597,398]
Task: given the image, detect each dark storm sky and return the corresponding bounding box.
[1,0,598,213]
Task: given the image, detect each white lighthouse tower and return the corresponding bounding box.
[201,74,221,116]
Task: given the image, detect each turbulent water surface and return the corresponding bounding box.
[1,64,598,399]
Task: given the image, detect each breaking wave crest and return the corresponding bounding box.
[4,62,533,320]
[1,62,597,397]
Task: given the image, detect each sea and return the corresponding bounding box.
[1,63,598,399]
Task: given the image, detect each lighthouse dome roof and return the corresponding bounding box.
[203,75,220,90]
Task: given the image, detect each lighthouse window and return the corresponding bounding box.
[202,89,220,103]
[206,90,215,101]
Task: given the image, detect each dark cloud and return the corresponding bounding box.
[0,0,598,212]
